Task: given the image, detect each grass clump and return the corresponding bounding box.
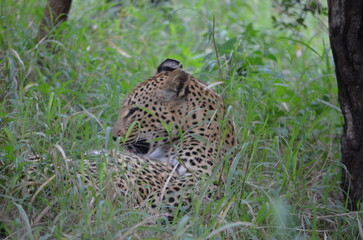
[1,0,362,239]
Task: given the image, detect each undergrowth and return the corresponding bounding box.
[1,0,362,239]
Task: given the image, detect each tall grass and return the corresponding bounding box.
[1,0,362,239]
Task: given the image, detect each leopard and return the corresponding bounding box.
[111,58,236,212]
[16,59,236,215]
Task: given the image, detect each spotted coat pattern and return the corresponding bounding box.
[112,59,236,211]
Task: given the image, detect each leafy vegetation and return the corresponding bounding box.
[271,0,327,29]
[1,0,361,239]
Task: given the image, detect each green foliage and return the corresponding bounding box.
[272,0,328,29]
[0,0,361,239]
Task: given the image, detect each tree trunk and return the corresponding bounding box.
[38,0,72,40]
[328,0,363,210]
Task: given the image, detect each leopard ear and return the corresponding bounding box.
[157,59,183,73]
[164,68,190,98]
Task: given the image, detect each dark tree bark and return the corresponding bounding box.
[38,0,72,40]
[328,0,363,210]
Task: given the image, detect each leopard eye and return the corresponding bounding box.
[124,107,139,119]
